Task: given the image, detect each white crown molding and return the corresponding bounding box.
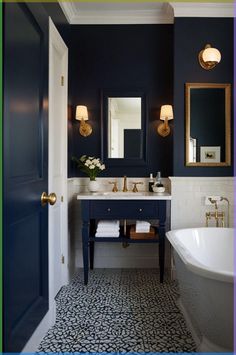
[59,2,234,25]
[170,2,234,18]
[70,12,173,25]
[59,2,174,24]
[59,2,76,23]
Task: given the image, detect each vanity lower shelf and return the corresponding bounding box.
[90,225,159,243]
[89,236,159,243]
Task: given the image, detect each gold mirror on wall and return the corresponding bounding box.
[185,83,231,166]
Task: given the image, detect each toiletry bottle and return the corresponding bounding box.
[156,171,163,187]
[149,173,154,192]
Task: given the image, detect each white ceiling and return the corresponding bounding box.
[59,2,234,25]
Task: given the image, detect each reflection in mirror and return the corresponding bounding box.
[186,83,231,166]
[108,97,141,158]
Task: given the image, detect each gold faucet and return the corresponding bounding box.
[205,210,225,227]
[132,182,144,193]
[109,181,118,192]
[122,176,128,192]
[206,198,225,227]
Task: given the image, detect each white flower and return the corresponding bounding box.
[85,159,91,165]
[100,164,105,170]
[89,164,95,169]
[92,159,97,164]
[96,162,101,168]
[88,156,94,160]
[85,162,89,167]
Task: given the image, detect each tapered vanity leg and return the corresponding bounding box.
[89,219,95,270]
[82,220,89,285]
[158,200,167,283]
[90,241,94,270]
[159,232,165,283]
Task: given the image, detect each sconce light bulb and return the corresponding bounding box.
[202,47,221,64]
[198,44,221,70]
[75,105,92,137]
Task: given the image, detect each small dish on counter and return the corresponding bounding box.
[152,186,166,193]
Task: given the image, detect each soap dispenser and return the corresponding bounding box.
[153,172,165,193]
[149,173,154,192]
[156,171,163,187]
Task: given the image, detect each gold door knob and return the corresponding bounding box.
[41,192,57,206]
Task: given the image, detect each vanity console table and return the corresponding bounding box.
[78,193,171,285]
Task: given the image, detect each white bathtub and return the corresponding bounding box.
[166,227,234,352]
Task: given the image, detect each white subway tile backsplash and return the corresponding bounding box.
[68,176,234,278]
[170,177,234,229]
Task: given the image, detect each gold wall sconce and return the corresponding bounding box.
[75,105,92,137]
[157,105,174,137]
[198,44,221,70]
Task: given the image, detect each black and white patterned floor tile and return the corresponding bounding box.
[38,269,196,353]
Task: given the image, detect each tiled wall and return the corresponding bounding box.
[170,177,234,229]
[169,176,234,279]
[67,177,171,276]
[68,176,234,279]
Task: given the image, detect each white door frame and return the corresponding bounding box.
[48,17,68,319]
[22,18,68,351]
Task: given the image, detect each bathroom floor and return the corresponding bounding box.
[38,269,196,353]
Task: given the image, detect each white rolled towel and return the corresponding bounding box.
[95,231,120,238]
[136,220,151,232]
[96,227,120,233]
[97,220,120,227]
[96,220,120,237]
[136,220,150,227]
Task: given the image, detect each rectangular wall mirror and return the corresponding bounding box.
[185,83,231,167]
[101,91,147,166]
[108,97,142,158]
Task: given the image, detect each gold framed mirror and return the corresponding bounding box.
[185,83,231,167]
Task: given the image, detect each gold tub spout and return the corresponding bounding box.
[205,210,225,227]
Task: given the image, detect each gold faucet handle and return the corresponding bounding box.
[132,182,144,193]
[208,198,218,209]
[108,181,118,192]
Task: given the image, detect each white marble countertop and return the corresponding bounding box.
[77,191,172,200]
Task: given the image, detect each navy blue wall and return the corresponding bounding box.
[43,3,67,27]
[68,25,173,177]
[173,18,233,176]
[42,3,69,45]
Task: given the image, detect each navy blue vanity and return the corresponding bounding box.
[78,193,171,285]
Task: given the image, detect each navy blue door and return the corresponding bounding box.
[3,3,49,351]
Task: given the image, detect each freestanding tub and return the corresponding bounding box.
[166,227,234,352]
